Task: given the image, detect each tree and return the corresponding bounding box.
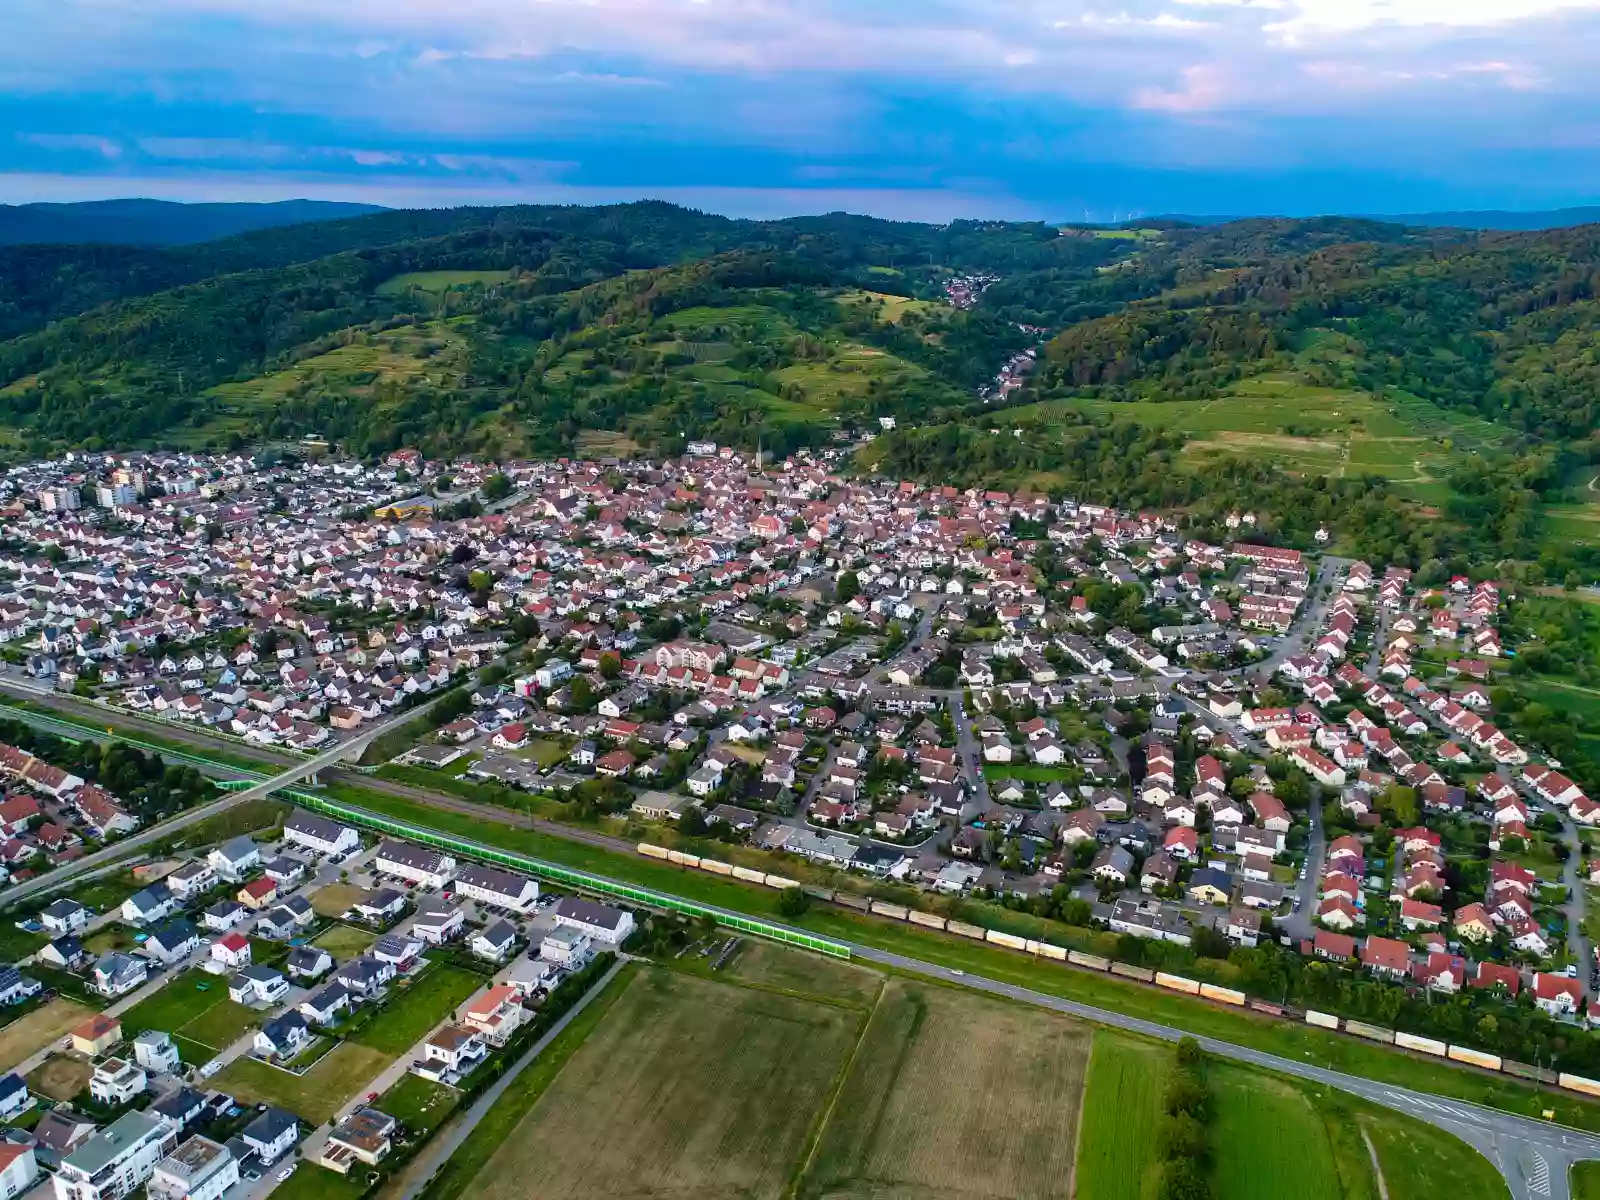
[837,570,861,603]
[481,473,513,502]
[777,887,811,918]
[598,652,621,680]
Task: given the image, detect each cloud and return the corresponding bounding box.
[3,0,1600,215]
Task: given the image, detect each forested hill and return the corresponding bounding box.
[0,198,385,247]
[1033,222,1600,446]
[0,202,1112,454]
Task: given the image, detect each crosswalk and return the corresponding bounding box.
[1524,1150,1551,1197]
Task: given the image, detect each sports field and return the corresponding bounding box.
[804,978,1089,1199]
[472,968,858,1200]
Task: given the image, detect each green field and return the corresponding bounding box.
[379,1073,459,1136]
[1360,1109,1507,1200]
[471,967,858,1200]
[1006,372,1508,508]
[1573,1161,1600,1200]
[194,321,472,444]
[270,1164,370,1200]
[212,1041,392,1124]
[377,270,513,295]
[1210,1064,1347,1200]
[119,969,258,1054]
[1075,1033,1171,1200]
[312,923,377,959]
[350,964,482,1055]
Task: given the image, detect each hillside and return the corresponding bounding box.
[0,198,385,247]
[0,204,1077,454]
[5,202,1600,570]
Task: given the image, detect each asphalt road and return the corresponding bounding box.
[0,691,444,908]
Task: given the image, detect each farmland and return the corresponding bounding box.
[1075,1033,1171,1200]
[723,938,882,1008]
[470,967,857,1200]
[1005,371,1507,507]
[802,979,1088,1199]
[1209,1064,1347,1200]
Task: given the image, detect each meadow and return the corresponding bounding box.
[213,1041,393,1124]
[0,998,93,1072]
[376,270,513,295]
[350,964,482,1055]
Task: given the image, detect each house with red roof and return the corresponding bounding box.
[1533,973,1584,1017]
[1361,935,1412,979]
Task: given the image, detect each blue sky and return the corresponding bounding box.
[3,0,1600,219]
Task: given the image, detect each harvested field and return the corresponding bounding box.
[1074,1033,1171,1200]
[803,978,1090,1199]
[724,940,882,1009]
[28,1055,92,1102]
[472,967,856,1200]
[0,997,92,1071]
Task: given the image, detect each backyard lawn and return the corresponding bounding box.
[351,965,481,1055]
[213,1041,392,1124]
[119,969,258,1053]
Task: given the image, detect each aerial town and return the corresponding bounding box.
[0,440,1593,1200]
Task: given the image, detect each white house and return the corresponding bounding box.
[453,863,539,911]
[209,932,252,971]
[147,1137,238,1200]
[131,1031,181,1075]
[0,1145,37,1200]
[228,966,289,1007]
[540,927,592,967]
[374,841,456,888]
[206,837,261,883]
[89,1059,147,1107]
[551,896,635,944]
[53,1110,177,1200]
[282,811,360,858]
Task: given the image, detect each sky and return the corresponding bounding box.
[3,0,1600,220]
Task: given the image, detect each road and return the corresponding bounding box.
[0,692,447,909]
[1256,554,1349,680]
[1280,794,1326,941]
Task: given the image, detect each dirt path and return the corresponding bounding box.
[1360,1125,1390,1200]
